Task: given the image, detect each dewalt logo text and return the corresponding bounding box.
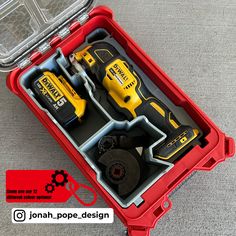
[113,63,129,82]
[39,77,63,101]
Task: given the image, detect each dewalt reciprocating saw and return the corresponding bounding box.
[70,42,200,162]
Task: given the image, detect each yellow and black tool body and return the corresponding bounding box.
[74,42,199,162]
[32,71,86,128]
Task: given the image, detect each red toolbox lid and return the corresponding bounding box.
[0,0,94,71]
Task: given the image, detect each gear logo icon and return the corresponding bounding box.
[45,183,55,194]
[51,170,68,187]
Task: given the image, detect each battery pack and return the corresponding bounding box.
[32,72,86,127]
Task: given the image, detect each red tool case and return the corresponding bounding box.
[1,1,235,235]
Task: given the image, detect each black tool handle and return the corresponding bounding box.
[135,77,181,135]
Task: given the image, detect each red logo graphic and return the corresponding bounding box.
[6,170,97,207]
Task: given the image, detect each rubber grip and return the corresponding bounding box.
[135,98,180,135]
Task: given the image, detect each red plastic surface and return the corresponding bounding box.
[6,6,235,236]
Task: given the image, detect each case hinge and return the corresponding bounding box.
[77,13,89,25]
[16,12,89,70]
[38,42,51,54]
[18,41,51,69]
[17,58,32,70]
[58,27,70,39]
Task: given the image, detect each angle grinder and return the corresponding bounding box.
[97,149,142,197]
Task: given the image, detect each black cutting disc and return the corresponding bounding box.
[98,149,141,197]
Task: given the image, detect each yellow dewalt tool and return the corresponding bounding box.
[71,42,200,162]
[32,71,86,127]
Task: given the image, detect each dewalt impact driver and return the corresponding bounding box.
[70,42,199,162]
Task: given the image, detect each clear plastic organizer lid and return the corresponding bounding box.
[0,0,94,71]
